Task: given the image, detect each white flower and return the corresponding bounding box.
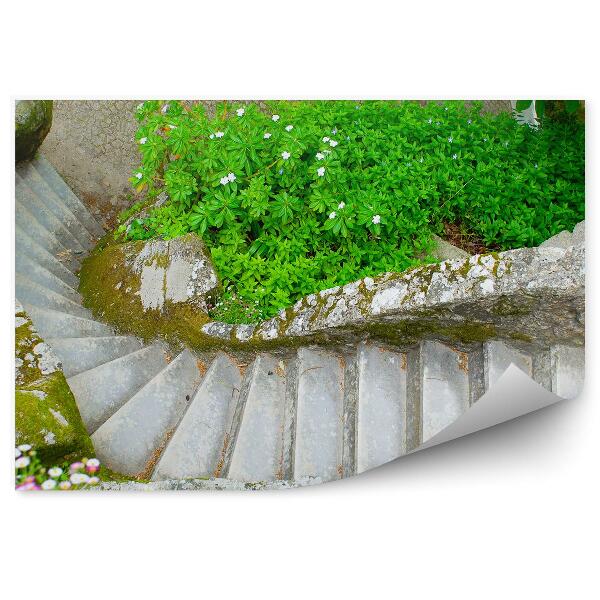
[161,104,169,114]
[419,157,424,163]
[483,137,488,142]
[48,467,63,478]
[329,211,337,219]
[322,136,330,143]
[227,172,236,182]
[135,172,143,179]
[215,131,224,138]
[272,114,280,121]
[329,140,338,147]
[448,136,453,143]
[70,473,90,485]
[86,458,100,468]
[139,137,147,145]
[209,133,215,139]
[236,107,245,117]
[338,202,345,209]
[285,125,294,131]
[41,479,57,490]
[467,119,472,124]
[88,477,99,485]
[168,125,177,130]
[263,132,272,139]
[316,152,325,160]
[534,163,538,169]
[444,107,448,111]
[18,444,32,452]
[15,457,30,469]
[372,214,381,225]
[58,481,71,490]
[317,167,325,177]
[332,128,338,134]
[281,151,291,160]
[428,118,432,124]
[220,176,230,185]
[15,448,21,458]
[452,153,457,160]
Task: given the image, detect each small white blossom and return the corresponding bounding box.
[263,132,272,139]
[316,152,325,160]
[15,448,21,458]
[329,140,338,147]
[534,163,538,169]
[220,176,229,185]
[322,136,330,143]
[70,473,90,485]
[48,467,63,478]
[281,151,291,160]
[448,136,453,143]
[467,119,472,124]
[215,131,224,138]
[329,211,337,219]
[372,214,381,225]
[444,107,448,111]
[168,124,177,129]
[452,154,457,160]
[338,201,345,209]
[317,167,325,177]
[419,157,424,163]
[227,172,236,182]
[41,479,57,490]
[18,444,32,452]
[139,137,147,145]
[236,107,245,117]
[285,125,294,131]
[209,134,215,139]
[332,128,338,134]
[483,137,488,142]
[15,457,30,469]
[58,481,71,490]
[88,476,100,485]
[272,114,280,121]
[135,172,142,179]
[428,118,433,124]
[161,104,169,114]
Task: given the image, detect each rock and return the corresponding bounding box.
[540,230,573,249]
[15,100,53,162]
[572,220,585,246]
[430,234,470,261]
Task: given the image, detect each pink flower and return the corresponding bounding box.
[16,481,41,491]
[86,458,100,473]
[70,462,84,472]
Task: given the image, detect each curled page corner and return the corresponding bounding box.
[412,364,567,453]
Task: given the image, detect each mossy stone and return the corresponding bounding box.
[15,100,53,162]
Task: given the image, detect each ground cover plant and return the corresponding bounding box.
[120,100,584,322]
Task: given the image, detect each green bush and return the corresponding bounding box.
[122,100,584,322]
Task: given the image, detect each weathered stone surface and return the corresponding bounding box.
[430,234,470,261]
[15,100,53,162]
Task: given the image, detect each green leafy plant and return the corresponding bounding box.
[124,100,584,322]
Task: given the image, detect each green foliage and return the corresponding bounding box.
[125,100,584,321]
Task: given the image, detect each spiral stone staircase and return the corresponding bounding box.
[15,155,585,488]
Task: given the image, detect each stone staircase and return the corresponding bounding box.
[15,156,585,485]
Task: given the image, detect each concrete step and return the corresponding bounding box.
[46,336,143,377]
[15,224,80,289]
[22,304,113,339]
[31,155,105,238]
[15,176,86,255]
[356,343,407,474]
[15,202,81,273]
[68,345,169,434]
[92,350,203,477]
[420,340,471,443]
[15,274,91,319]
[484,340,532,390]
[15,252,80,303]
[152,352,242,481]
[294,347,344,482]
[227,354,287,482]
[551,345,585,400]
[16,162,97,250]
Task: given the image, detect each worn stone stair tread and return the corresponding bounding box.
[15,252,81,303]
[15,202,81,273]
[484,340,532,390]
[227,354,287,482]
[294,347,344,482]
[15,176,86,255]
[22,304,114,339]
[31,155,105,238]
[551,345,584,400]
[16,161,96,250]
[421,340,471,443]
[357,343,407,474]
[16,273,91,319]
[15,224,80,289]
[45,335,143,378]
[67,344,169,434]
[152,352,242,481]
[92,350,203,477]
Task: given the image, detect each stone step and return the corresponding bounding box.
[15,273,91,319]
[67,345,169,434]
[294,347,344,482]
[16,161,97,250]
[92,350,203,477]
[484,340,533,390]
[15,202,81,273]
[152,352,242,481]
[356,343,408,474]
[227,354,287,482]
[22,304,113,339]
[551,345,585,400]
[420,340,472,443]
[31,155,105,238]
[15,175,86,255]
[45,335,143,377]
[15,251,81,303]
[15,224,80,289]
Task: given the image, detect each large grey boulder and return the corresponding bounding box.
[15,100,53,162]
